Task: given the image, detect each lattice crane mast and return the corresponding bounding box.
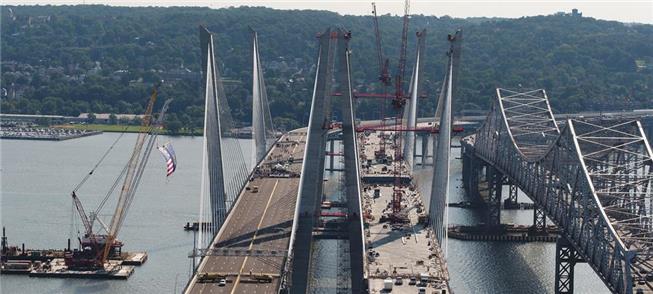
[71,191,93,236]
[393,0,410,108]
[371,2,392,160]
[372,2,391,87]
[391,0,411,216]
[66,85,171,269]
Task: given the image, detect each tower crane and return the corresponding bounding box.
[391,0,411,216]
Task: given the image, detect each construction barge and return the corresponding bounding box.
[1,227,147,278]
[2,87,168,281]
[359,131,450,293]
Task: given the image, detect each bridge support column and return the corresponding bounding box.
[289,28,363,293]
[486,166,502,227]
[338,30,365,292]
[530,204,547,235]
[461,148,481,202]
[530,204,546,234]
[504,183,518,209]
[289,29,335,293]
[329,138,335,171]
[421,133,430,166]
[555,237,578,294]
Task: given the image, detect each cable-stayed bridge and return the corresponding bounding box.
[183,21,653,294]
[184,24,459,293]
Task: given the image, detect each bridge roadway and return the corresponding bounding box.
[186,129,306,294]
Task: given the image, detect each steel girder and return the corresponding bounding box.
[556,236,581,294]
[465,88,653,293]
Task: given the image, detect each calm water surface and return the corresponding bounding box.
[1,134,610,293]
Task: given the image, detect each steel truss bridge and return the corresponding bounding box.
[461,88,653,293]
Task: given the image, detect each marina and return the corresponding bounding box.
[0,126,102,141]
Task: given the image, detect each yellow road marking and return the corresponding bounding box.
[230,179,279,294]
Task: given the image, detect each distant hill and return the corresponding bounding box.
[1,5,652,131]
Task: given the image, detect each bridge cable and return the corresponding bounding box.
[72,125,130,192]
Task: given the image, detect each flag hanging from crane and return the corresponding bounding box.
[157,143,177,177]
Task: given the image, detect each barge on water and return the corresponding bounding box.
[2,87,168,280]
[1,227,147,278]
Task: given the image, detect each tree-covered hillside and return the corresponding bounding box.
[1,5,652,131]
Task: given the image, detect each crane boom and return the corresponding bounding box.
[372,2,391,86]
[71,191,93,236]
[391,0,411,215]
[100,86,160,264]
[394,0,410,104]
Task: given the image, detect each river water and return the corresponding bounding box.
[1,134,610,293]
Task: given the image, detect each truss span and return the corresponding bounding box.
[467,88,653,293]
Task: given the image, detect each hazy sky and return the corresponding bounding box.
[4,0,653,24]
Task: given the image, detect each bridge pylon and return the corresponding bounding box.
[286,28,364,293]
[429,29,463,257]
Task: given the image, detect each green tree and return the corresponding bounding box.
[86,113,96,124]
[165,113,183,134]
[108,113,118,125]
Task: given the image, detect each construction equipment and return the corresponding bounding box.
[197,272,227,283]
[393,0,411,107]
[371,2,392,161]
[371,2,391,87]
[391,0,411,215]
[65,85,172,270]
[366,0,419,217]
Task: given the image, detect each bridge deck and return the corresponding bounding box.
[186,130,306,294]
[359,131,450,293]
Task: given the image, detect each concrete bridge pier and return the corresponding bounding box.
[417,132,432,166]
[289,28,364,293]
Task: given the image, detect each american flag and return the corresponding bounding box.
[157,143,177,177]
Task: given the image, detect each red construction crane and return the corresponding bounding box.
[391,0,411,216]
[372,2,391,87]
[393,0,410,107]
